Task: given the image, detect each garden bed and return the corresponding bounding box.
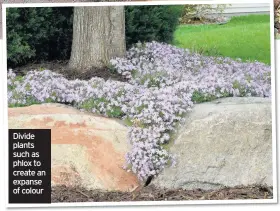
[8,41,271,184]
[51,184,273,202]
[180,16,230,26]
[10,61,127,82]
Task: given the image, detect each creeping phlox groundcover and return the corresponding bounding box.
[8,42,271,181]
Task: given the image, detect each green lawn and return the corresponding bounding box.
[173,15,271,65]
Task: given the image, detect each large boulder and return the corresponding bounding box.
[8,103,139,192]
[154,97,272,190]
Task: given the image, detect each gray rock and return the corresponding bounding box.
[154,97,272,190]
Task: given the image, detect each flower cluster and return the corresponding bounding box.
[8,41,271,181]
[110,41,271,98]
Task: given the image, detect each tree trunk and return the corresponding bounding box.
[68,6,126,70]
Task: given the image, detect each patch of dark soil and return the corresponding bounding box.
[9,60,128,82]
[180,17,229,25]
[51,184,273,203]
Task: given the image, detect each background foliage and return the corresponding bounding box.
[125,6,183,47]
[179,4,227,23]
[7,7,73,66]
[7,6,183,67]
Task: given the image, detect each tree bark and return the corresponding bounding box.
[68,6,126,70]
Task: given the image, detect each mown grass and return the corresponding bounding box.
[173,14,271,64]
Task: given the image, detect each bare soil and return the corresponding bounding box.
[51,184,273,203]
[10,60,128,82]
[180,16,229,25]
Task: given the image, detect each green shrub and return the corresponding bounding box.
[125,5,184,48]
[7,7,73,67]
[7,8,48,66]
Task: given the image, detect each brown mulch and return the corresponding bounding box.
[180,18,220,25]
[179,16,230,26]
[10,60,128,82]
[51,184,273,203]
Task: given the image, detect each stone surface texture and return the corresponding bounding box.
[8,103,139,192]
[154,97,272,190]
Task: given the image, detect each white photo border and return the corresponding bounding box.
[1,0,277,208]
